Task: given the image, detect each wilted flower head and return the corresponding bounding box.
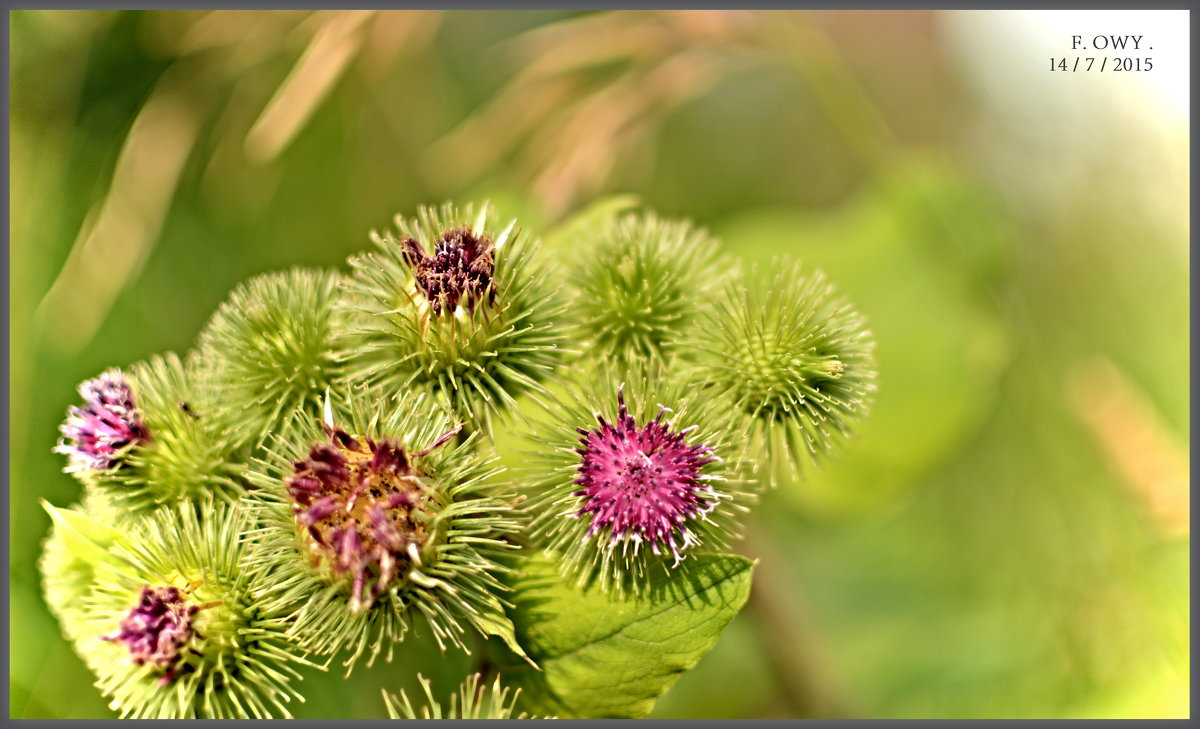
[574,385,719,565]
[247,390,526,670]
[286,422,461,612]
[345,202,566,432]
[104,586,201,685]
[56,370,150,472]
[526,372,753,593]
[400,227,497,316]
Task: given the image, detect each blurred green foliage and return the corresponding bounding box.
[10,9,1188,719]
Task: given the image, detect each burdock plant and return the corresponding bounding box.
[74,500,313,718]
[382,673,550,719]
[344,202,567,434]
[524,370,754,594]
[692,261,877,480]
[197,267,351,450]
[566,212,727,365]
[56,354,245,519]
[40,200,876,720]
[245,389,524,671]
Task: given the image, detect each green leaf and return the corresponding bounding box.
[39,499,123,562]
[472,593,534,667]
[503,550,755,718]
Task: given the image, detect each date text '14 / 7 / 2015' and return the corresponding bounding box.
[1051,57,1153,72]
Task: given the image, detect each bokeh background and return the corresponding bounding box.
[9,9,1189,719]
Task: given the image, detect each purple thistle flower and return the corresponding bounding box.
[573,385,720,566]
[103,586,200,685]
[399,227,496,316]
[285,422,462,612]
[56,370,150,472]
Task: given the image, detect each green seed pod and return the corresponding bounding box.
[344,202,567,435]
[56,353,246,520]
[691,260,877,481]
[196,267,351,449]
[245,388,525,672]
[383,673,550,719]
[76,499,314,719]
[567,211,727,365]
[523,365,754,595]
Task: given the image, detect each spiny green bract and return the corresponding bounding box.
[567,211,727,365]
[383,673,551,719]
[39,496,127,643]
[83,353,246,519]
[196,267,351,450]
[343,202,567,435]
[77,499,314,719]
[523,366,755,595]
[244,388,524,672]
[691,260,877,481]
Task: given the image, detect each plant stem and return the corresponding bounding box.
[741,521,858,719]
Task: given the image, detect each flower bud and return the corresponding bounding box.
[691,261,877,481]
[196,267,351,449]
[566,212,727,365]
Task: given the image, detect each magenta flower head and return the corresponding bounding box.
[103,586,201,685]
[526,371,754,593]
[56,369,150,472]
[574,385,719,566]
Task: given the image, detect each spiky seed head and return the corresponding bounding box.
[78,500,314,719]
[383,673,550,720]
[692,260,877,481]
[566,212,728,365]
[196,267,350,449]
[525,369,754,594]
[55,369,150,473]
[344,201,567,434]
[61,354,247,519]
[246,389,522,670]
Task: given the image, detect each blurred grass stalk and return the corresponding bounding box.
[1066,357,1188,539]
